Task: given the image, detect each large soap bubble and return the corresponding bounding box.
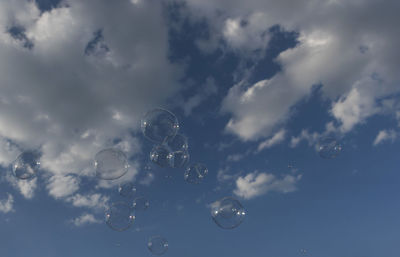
[118,182,136,198]
[211,197,246,229]
[132,197,149,211]
[150,145,171,167]
[94,148,129,180]
[12,151,40,180]
[166,134,188,151]
[141,108,179,144]
[184,163,208,184]
[148,235,168,255]
[317,137,342,159]
[105,202,135,231]
[168,150,189,168]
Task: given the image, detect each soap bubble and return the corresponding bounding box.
[133,197,149,211]
[166,134,188,151]
[141,108,179,144]
[317,137,342,159]
[105,202,135,231]
[148,235,168,255]
[12,151,40,180]
[150,145,170,167]
[95,148,129,180]
[211,197,246,229]
[184,163,208,184]
[118,182,136,198]
[168,150,189,168]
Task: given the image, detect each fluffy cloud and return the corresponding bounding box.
[0,193,14,213]
[5,173,37,199]
[0,0,181,200]
[66,193,109,210]
[186,0,400,140]
[257,129,286,152]
[373,130,397,146]
[71,213,101,227]
[234,171,302,199]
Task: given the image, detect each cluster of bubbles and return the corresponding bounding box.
[9,107,345,255]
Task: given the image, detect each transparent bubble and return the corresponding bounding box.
[166,134,188,151]
[211,197,246,229]
[148,235,168,255]
[299,249,308,255]
[141,108,179,144]
[105,202,135,231]
[13,151,40,180]
[150,145,171,167]
[118,182,136,198]
[168,150,189,168]
[184,163,208,184]
[95,148,129,180]
[317,137,342,159]
[133,197,149,211]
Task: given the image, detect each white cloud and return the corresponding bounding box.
[234,171,302,199]
[139,172,155,186]
[71,213,101,227]
[373,130,397,146]
[290,129,321,148]
[66,193,109,210]
[227,154,245,162]
[5,172,37,199]
[46,175,80,199]
[0,0,181,202]
[0,193,14,213]
[257,129,286,152]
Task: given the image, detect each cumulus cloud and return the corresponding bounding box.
[234,171,302,199]
[5,173,37,199]
[373,130,397,146]
[0,193,14,213]
[186,0,400,140]
[0,0,181,201]
[257,129,286,152]
[66,193,109,210]
[71,213,101,227]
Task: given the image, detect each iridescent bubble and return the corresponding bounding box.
[166,134,188,151]
[168,150,189,168]
[150,145,170,167]
[133,196,149,211]
[211,197,246,229]
[118,182,136,198]
[141,108,179,144]
[105,202,135,231]
[95,148,129,180]
[13,151,40,180]
[184,163,208,184]
[148,235,168,255]
[317,137,342,159]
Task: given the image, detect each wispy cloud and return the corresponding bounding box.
[257,129,286,152]
[373,129,397,146]
[71,213,102,227]
[0,193,14,213]
[66,193,109,210]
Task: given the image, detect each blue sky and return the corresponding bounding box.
[0,0,400,256]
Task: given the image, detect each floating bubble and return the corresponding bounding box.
[133,197,149,211]
[184,163,208,184]
[118,182,136,198]
[299,249,307,255]
[141,108,179,144]
[317,137,342,159]
[211,197,246,229]
[168,150,189,168]
[105,202,135,231]
[13,151,40,180]
[95,148,129,180]
[150,145,171,167]
[166,134,188,151]
[148,235,168,255]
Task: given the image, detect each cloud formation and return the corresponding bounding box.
[373,130,397,146]
[0,193,14,213]
[71,213,102,227]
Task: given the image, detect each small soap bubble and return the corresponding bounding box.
[184,163,208,184]
[148,235,168,255]
[118,182,136,198]
[299,249,307,255]
[133,196,149,211]
[150,145,171,167]
[166,134,188,151]
[105,202,135,231]
[13,151,40,180]
[317,137,342,159]
[141,108,179,144]
[95,148,129,180]
[168,150,189,168]
[211,197,246,229]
